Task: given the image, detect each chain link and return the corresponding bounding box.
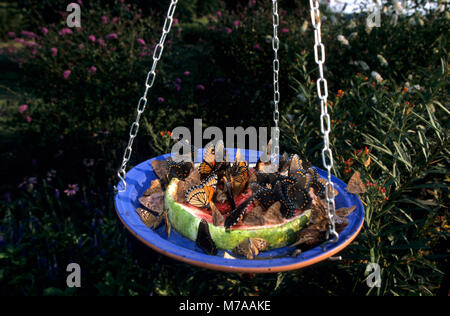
[271,0,280,163]
[115,0,178,193]
[309,0,339,246]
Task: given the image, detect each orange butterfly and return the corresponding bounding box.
[185,174,218,209]
[227,149,249,196]
[198,141,227,180]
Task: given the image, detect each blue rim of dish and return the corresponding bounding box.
[114,149,364,273]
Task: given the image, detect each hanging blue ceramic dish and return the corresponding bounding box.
[114,149,364,273]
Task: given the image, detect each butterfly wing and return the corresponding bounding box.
[224,195,254,229]
[196,219,217,255]
[198,142,216,179]
[185,186,209,208]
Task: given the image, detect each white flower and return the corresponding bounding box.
[377,54,388,67]
[337,35,350,46]
[371,71,384,84]
[358,60,370,71]
[394,1,403,14]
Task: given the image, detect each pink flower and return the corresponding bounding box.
[225,27,232,34]
[97,38,106,47]
[102,16,108,24]
[7,32,16,38]
[184,71,190,76]
[157,97,165,103]
[26,115,32,123]
[173,18,179,25]
[18,104,28,113]
[281,28,289,34]
[112,17,119,24]
[64,184,79,196]
[14,38,25,44]
[88,35,96,42]
[41,27,49,35]
[106,33,118,40]
[137,38,146,45]
[21,30,37,38]
[196,84,205,91]
[77,0,83,5]
[63,70,71,79]
[233,20,240,27]
[51,47,58,56]
[253,44,261,50]
[88,66,97,74]
[58,28,72,36]
[216,11,222,18]
[78,44,84,50]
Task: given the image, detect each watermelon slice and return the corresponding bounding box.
[165,179,311,251]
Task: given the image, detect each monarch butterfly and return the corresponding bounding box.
[227,150,249,196]
[198,141,227,179]
[185,174,218,209]
[166,158,192,181]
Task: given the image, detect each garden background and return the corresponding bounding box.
[0,0,448,296]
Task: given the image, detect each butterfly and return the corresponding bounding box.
[198,141,227,180]
[286,183,312,214]
[289,154,314,176]
[233,237,268,260]
[224,195,255,229]
[227,149,249,196]
[196,219,217,255]
[251,182,279,210]
[346,171,366,194]
[256,139,278,174]
[307,167,326,197]
[166,158,192,181]
[185,174,218,209]
[273,181,297,218]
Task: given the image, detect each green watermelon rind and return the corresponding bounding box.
[165,180,311,250]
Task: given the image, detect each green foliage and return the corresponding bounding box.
[0,0,448,296]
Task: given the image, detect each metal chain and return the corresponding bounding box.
[115,0,178,193]
[271,0,280,164]
[309,0,339,245]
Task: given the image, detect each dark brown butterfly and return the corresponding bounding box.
[273,181,297,218]
[166,158,192,181]
[288,154,312,177]
[224,195,254,229]
[196,219,217,255]
[308,167,326,197]
[251,182,278,210]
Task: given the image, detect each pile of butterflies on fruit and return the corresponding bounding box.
[165,140,334,229]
